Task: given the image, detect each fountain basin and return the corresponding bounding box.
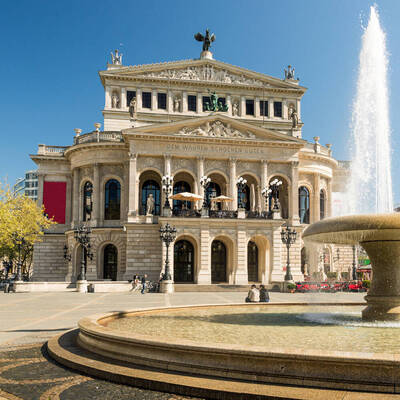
[67,303,400,393]
[303,213,400,321]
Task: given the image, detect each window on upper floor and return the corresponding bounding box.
[188,95,197,112]
[320,190,326,220]
[246,99,254,116]
[260,100,268,117]
[105,179,121,220]
[274,101,282,117]
[127,91,136,107]
[202,96,211,111]
[299,186,310,224]
[157,93,167,110]
[142,92,152,109]
[218,97,226,107]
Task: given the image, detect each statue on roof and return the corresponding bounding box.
[194,29,215,52]
[110,49,123,65]
[284,65,296,80]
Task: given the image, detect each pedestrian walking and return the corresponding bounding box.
[141,274,147,294]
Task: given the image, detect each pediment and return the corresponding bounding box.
[102,59,305,91]
[123,114,305,145]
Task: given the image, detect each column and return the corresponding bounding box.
[198,224,211,284]
[164,154,171,176]
[105,86,111,109]
[152,90,157,111]
[296,99,301,121]
[197,157,204,199]
[167,90,173,113]
[255,97,260,118]
[289,161,300,225]
[136,88,142,112]
[128,153,137,220]
[121,87,127,110]
[92,163,101,226]
[37,172,45,207]
[260,160,268,212]
[227,94,232,116]
[313,173,320,223]
[72,168,80,226]
[182,91,188,113]
[240,96,246,117]
[65,175,72,226]
[283,100,288,120]
[197,94,202,114]
[235,226,248,284]
[269,98,274,119]
[229,158,237,210]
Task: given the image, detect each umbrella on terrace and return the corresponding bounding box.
[211,195,233,202]
[169,192,203,201]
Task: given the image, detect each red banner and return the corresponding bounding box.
[43,181,66,224]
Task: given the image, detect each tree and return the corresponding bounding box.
[0,184,56,278]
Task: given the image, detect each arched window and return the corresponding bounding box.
[206,182,221,209]
[298,186,310,224]
[104,244,118,281]
[247,241,259,282]
[141,180,161,215]
[238,184,251,211]
[105,179,121,220]
[83,181,93,221]
[320,189,325,220]
[173,181,191,210]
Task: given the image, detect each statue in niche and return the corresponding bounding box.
[110,49,123,65]
[111,93,119,108]
[289,106,298,128]
[232,102,239,116]
[146,194,154,216]
[284,65,296,80]
[174,96,181,112]
[129,97,137,118]
[194,29,216,52]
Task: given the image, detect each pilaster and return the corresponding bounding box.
[128,153,137,220]
[72,168,79,227]
[167,90,173,113]
[92,163,101,226]
[197,95,202,114]
[151,90,157,111]
[289,161,300,225]
[37,172,45,207]
[270,227,283,282]
[327,179,332,217]
[182,92,188,113]
[65,175,72,226]
[313,173,320,223]
[268,98,274,119]
[255,97,260,118]
[235,226,248,284]
[198,224,211,284]
[261,160,268,212]
[105,86,111,109]
[197,157,205,199]
[283,100,288,120]
[121,87,127,110]
[229,158,237,210]
[136,88,142,112]
[227,94,232,116]
[240,96,245,117]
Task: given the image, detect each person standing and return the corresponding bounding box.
[141,274,147,294]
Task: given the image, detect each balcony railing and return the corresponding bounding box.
[209,210,238,219]
[37,144,68,156]
[172,209,201,218]
[74,131,124,145]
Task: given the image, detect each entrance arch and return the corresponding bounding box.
[174,240,195,283]
[104,244,118,281]
[211,240,227,283]
[247,241,259,282]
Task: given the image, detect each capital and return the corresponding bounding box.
[128,152,137,160]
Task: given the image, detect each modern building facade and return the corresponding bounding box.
[30,43,352,286]
[12,170,38,201]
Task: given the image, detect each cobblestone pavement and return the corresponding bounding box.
[0,342,203,400]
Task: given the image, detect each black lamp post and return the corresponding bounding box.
[159,223,177,281]
[11,233,25,281]
[352,245,357,280]
[162,175,173,210]
[2,260,12,279]
[73,225,93,281]
[237,176,247,209]
[269,178,283,212]
[281,224,297,281]
[200,175,211,209]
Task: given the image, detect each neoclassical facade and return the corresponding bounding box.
[31,46,351,287]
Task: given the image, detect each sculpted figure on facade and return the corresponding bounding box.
[174,96,181,112]
[146,193,154,216]
[110,49,123,65]
[178,120,254,139]
[194,29,216,52]
[111,93,119,109]
[289,105,298,128]
[232,102,239,116]
[129,97,137,118]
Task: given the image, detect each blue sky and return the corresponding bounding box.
[1,0,399,202]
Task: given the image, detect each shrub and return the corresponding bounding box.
[362,280,371,288]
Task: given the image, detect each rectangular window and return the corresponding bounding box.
[274,101,282,117]
[126,90,136,107]
[188,95,197,112]
[218,97,226,107]
[142,92,152,109]
[246,99,254,116]
[202,96,211,111]
[260,100,268,117]
[157,93,167,110]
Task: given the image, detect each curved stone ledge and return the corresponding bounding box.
[71,303,400,393]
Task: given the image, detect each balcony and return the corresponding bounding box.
[37,145,68,156]
[74,131,124,145]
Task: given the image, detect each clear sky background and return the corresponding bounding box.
[1,0,399,202]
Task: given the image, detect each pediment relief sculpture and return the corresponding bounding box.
[178,120,256,139]
[137,65,269,87]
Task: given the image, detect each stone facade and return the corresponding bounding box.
[30,49,353,286]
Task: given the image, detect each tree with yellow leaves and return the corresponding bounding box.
[0,184,56,279]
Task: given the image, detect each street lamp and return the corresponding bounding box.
[269,178,283,212]
[281,224,297,281]
[2,260,12,279]
[73,225,93,281]
[200,175,211,209]
[236,176,247,209]
[159,223,177,281]
[11,233,25,281]
[162,175,174,213]
[352,245,358,280]
[261,187,272,216]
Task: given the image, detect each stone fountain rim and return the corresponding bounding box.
[78,302,400,363]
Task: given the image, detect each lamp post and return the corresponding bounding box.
[162,175,173,216]
[159,223,177,293]
[352,245,358,280]
[269,179,282,216]
[11,233,25,282]
[261,187,272,217]
[236,176,247,209]
[200,175,211,209]
[281,224,297,281]
[73,225,93,291]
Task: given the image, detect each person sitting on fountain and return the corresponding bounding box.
[245,284,260,302]
[259,285,270,303]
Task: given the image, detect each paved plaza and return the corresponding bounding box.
[0,292,373,400]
